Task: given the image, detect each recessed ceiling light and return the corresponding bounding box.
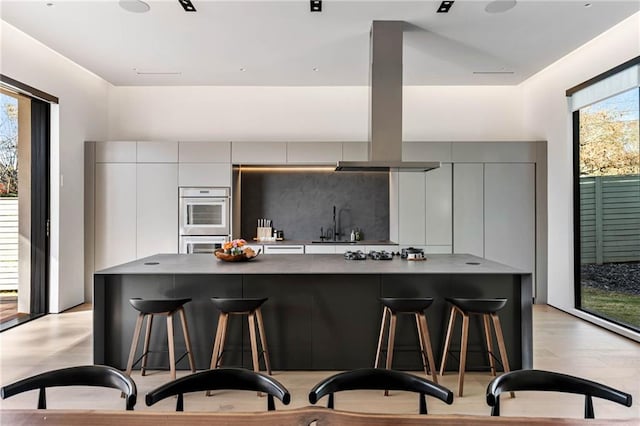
[584,3,592,8]
[178,0,196,12]
[485,0,517,14]
[239,67,246,72]
[312,67,319,72]
[133,68,182,76]
[310,0,322,12]
[472,71,515,75]
[119,0,150,13]
[46,2,54,6]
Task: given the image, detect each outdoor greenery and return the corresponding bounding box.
[0,95,19,196]
[582,286,640,330]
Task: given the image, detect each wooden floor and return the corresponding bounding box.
[0,295,24,323]
[0,304,638,420]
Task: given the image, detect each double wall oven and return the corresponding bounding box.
[179,187,230,254]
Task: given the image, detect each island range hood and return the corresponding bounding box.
[336,21,440,172]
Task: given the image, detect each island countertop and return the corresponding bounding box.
[95,253,528,276]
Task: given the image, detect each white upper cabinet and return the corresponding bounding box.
[451,142,538,163]
[453,163,484,257]
[136,164,179,258]
[232,142,287,164]
[137,141,178,163]
[425,163,452,246]
[179,142,231,163]
[342,142,369,161]
[178,163,231,187]
[402,142,452,162]
[287,142,342,164]
[95,141,136,163]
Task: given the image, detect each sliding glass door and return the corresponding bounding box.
[575,86,640,332]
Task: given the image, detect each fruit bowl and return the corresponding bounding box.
[214,248,260,262]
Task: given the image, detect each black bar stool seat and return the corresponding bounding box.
[130,298,192,314]
[210,298,267,313]
[125,297,196,382]
[380,297,434,313]
[439,297,512,397]
[445,297,507,314]
[374,297,438,391]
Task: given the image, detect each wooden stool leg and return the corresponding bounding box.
[458,311,469,397]
[414,314,429,376]
[384,312,397,397]
[217,313,229,367]
[255,308,272,375]
[140,314,154,376]
[439,307,457,376]
[167,313,176,381]
[207,312,227,397]
[178,307,196,373]
[491,313,515,398]
[126,313,145,377]
[374,307,389,368]
[248,312,262,397]
[418,313,438,384]
[483,314,496,376]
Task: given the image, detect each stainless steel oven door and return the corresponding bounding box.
[179,196,230,235]
[180,235,228,254]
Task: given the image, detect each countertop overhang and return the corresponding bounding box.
[95,253,528,275]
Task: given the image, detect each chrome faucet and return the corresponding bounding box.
[333,205,339,241]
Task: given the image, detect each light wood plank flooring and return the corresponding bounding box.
[0,304,638,419]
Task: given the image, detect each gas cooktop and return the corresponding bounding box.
[344,250,396,261]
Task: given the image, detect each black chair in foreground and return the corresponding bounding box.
[486,369,633,418]
[145,368,290,411]
[308,368,454,414]
[0,365,137,410]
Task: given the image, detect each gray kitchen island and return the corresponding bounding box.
[94,253,532,372]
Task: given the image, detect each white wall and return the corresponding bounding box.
[521,13,639,329]
[108,85,524,141]
[1,21,111,312]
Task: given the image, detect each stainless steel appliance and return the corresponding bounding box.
[179,187,230,254]
[180,235,227,254]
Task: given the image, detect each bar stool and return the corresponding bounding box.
[439,297,512,397]
[125,298,196,381]
[374,298,438,392]
[208,297,272,376]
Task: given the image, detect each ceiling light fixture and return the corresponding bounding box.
[310,0,322,12]
[178,0,196,12]
[485,0,517,14]
[312,67,319,72]
[472,71,515,75]
[133,68,182,76]
[437,1,454,13]
[584,3,592,8]
[118,0,150,13]
[239,67,246,72]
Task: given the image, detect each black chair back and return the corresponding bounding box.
[0,365,137,410]
[486,369,632,418]
[145,368,291,411]
[308,368,454,414]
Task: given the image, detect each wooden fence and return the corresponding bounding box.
[580,175,640,264]
[0,197,18,291]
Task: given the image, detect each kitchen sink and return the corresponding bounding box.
[311,240,357,244]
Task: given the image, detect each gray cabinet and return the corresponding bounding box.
[287,142,342,164]
[484,163,535,275]
[136,164,179,258]
[398,172,426,245]
[425,163,452,247]
[231,142,287,164]
[136,141,178,163]
[95,141,136,163]
[342,142,368,161]
[94,163,137,270]
[179,142,231,163]
[453,163,484,257]
[178,163,231,187]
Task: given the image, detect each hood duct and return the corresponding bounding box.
[336,21,439,172]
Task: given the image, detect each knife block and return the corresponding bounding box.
[257,227,273,241]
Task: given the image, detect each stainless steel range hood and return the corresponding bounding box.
[335,21,440,172]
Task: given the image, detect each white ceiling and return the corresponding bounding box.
[1,1,638,86]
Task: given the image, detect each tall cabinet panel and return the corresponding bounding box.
[136,164,179,258]
[398,172,426,245]
[484,163,535,274]
[95,163,137,271]
[453,163,484,257]
[425,163,452,248]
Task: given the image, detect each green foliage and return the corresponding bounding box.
[582,286,640,330]
[0,99,18,195]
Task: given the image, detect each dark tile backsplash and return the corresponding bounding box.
[240,171,389,241]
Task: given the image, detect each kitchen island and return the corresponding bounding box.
[94,253,532,371]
